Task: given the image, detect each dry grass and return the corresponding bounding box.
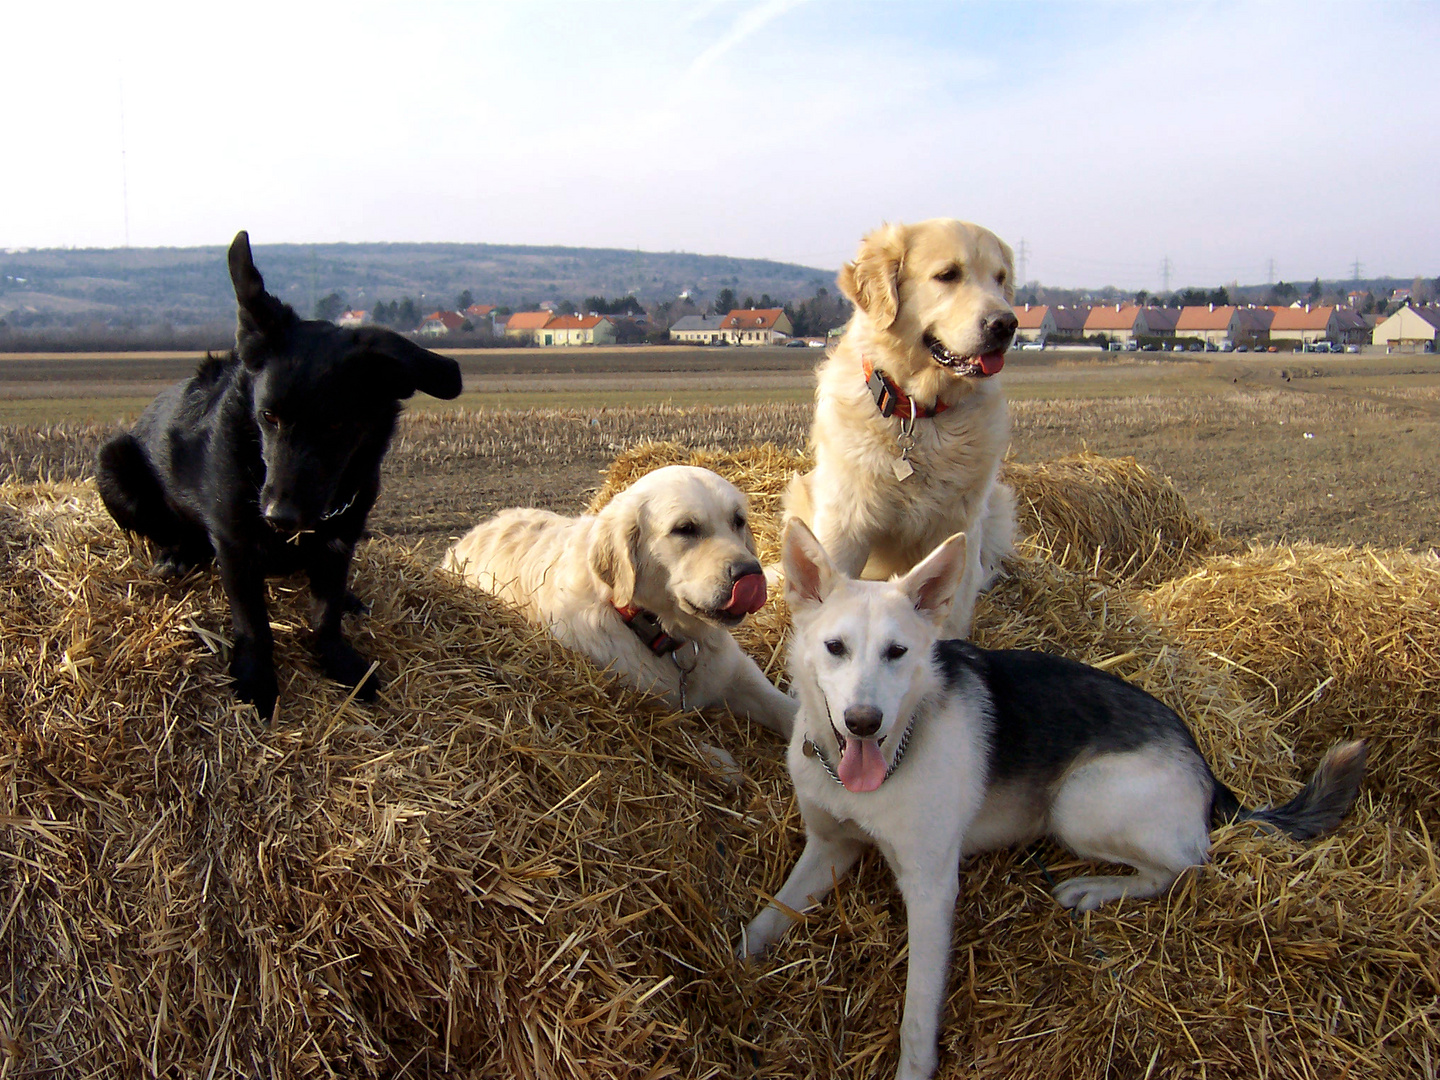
[1143,542,1440,825]
[4,443,1436,1078]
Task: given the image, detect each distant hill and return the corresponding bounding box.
[0,241,837,326]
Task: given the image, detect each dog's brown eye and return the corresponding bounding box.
[884,643,908,661]
[733,513,747,531]
[996,271,1008,286]
[825,639,847,657]
[671,521,699,537]
[261,410,279,427]
[934,265,962,284]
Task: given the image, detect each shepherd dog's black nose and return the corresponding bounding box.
[844,705,883,738]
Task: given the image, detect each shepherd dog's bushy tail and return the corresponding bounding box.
[1211,741,1367,840]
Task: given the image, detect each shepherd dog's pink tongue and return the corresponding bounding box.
[838,738,887,792]
[724,573,768,615]
[978,351,1005,376]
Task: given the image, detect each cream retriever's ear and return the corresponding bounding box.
[838,223,908,330]
[590,501,641,607]
[782,519,837,612]
[998,237,1017,304]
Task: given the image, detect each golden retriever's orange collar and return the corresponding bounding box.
[862,357,951,419]
[613,603,686,654]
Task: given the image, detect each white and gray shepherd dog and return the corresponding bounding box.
[741,520,1366,1080]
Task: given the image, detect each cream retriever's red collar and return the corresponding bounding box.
[862,357,950,419]
[613,603,685,654]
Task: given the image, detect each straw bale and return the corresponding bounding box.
[1005,451,1224,587]
[3,479,1434,1079]
[1143,542,1440,824]
[591,443,1221,588]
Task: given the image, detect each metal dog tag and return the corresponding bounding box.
[892,456,914,481]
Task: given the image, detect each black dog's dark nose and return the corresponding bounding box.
[263,500,302,533]
[983,311,1018,346]
[843,705,883,738]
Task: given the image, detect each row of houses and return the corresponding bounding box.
[1014,303,1376,347]
[668,308,795,345]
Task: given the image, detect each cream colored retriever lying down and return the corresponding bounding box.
[785,218,1019,637]
[442,465,795,737]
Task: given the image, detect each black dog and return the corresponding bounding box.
[96,231,462,717]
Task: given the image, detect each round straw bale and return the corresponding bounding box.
[1003,451,1223,587]
[2,481,1430,1079]
[1143,542,1440,823]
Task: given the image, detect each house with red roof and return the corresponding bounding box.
[1175,305,1242,346]
[504,311,555,342]
[419,310,466,336]
[1267,304,1339,346]
[719,308,794,345]
[337,309,370,327]
[1014,304,1057,344]
[538,314,615,346]
[1083,304,1149,345]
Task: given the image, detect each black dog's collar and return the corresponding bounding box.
[614,603,685,655]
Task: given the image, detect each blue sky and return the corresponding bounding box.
[3,0,1436,290]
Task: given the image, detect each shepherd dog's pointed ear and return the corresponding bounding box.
[228,231,291,362]
[837,223,908,331]
[782,519,837,612]
[350,328,463,400]
[899,532,968,626]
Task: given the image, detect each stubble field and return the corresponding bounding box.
[4,345,1439,561]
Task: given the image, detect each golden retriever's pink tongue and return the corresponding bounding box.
[724,573,768,615]
[978,352,1005,376]
[838,738,887,792]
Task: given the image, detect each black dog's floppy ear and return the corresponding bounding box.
[350,328,463,400]
[228,231,290,358]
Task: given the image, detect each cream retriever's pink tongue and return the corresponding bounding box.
[724,573,768,615]
[838,738,887,792]
[978,352,1005,376]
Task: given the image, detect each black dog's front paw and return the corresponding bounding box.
[316,634,382,701]
[230,643,279,718]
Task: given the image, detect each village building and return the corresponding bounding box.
[504,311,554,342]
[1083,304,1148,345]
[668,314,727,344]
[538,314,616,346]
[1013,304,1057,344]
[1175,304,1242,346]
[419,310,466,336]
[337,309,369,327]
[1372,305,1440,352]
[1050,305,1090,340]
[1143,307,1179,338]
[1235,307,1274,347]
[1267,304,1339,346]
[719,308,794,345]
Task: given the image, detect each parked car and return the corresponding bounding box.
[1188,342,1204,351]
[1141,343,1159,352]
[784,339,807,347]
[1344,344,1360,353]
[1018,340,1046,350]
[1236,345,1250,353]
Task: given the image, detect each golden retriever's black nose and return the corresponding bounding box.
[843,705,883,738]
[982,311,1018,348]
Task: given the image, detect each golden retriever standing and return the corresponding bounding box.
[442,465,795,736]
[784,218,1019,636]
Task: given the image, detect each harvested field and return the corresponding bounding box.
[2,438,1436,1078]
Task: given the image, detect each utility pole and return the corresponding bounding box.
[1016,238,1029,287]
[1267,258,1276,286]
[1161,256,1172,295]
[1351,257,1363,285]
